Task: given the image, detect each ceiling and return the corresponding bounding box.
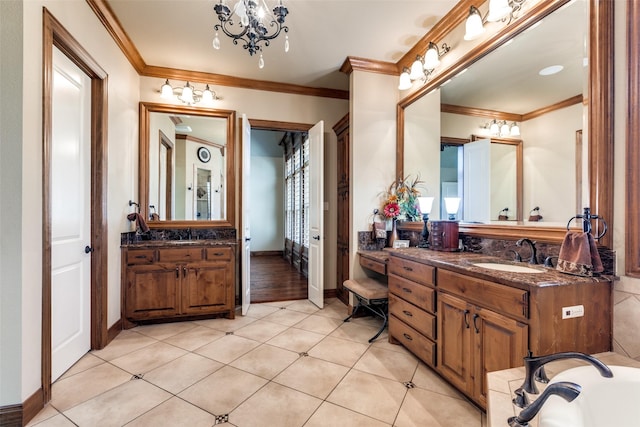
[105,0,459,92]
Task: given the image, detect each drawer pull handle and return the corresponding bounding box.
[463,309,470,329]
[402,287,412,294]
[403,310,413,317]
[134,255,147,259]
[212,252,224,256]
[176,267,180,278]
[403,266,414,272]
[403,333,413,341]
[473,313,480,334]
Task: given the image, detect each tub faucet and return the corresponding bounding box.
[521,351,613,395]
[508,381,582,427]
[516,238,538,264]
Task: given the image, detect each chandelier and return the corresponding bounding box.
[212,0,290,69]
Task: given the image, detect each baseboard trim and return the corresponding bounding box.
[107,319,123,344]
[324,288,337,299]
[0,387,44,427]
[250,251,283,257]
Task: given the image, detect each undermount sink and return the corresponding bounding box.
[539,365,640,427]
[472,262,545,274]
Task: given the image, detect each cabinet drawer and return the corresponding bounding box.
[359,255,386,275]
[389,294,436,339]
[206,247,233,261]
[437,269,528,320]
[389,274,436,313]
[158,247,203,262]
[126,250,155,265]
[390,315,436,367]
[389,256,435,287]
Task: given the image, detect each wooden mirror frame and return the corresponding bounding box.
[397,0,613,245]
[139,102,237,228]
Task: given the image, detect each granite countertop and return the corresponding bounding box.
[122,238,238,248]
[359,248,612,290]
[487,351,640,427]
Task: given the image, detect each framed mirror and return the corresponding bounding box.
[397,0,613,245]
[139,102,236,228]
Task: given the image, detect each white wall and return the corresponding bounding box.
[350,70,398,279]
[250,130,285,252]
[1,0,141,405]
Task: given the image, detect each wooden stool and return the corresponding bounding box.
[343,278,389,342]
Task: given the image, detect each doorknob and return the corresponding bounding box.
[312,236,320,240]
[245,237,251,242]
[84,245,94,254]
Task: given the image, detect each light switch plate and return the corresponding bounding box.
[562,304,584,319]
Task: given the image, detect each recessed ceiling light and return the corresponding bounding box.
[539,65,564,76]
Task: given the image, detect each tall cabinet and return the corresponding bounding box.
[333,114,349,304]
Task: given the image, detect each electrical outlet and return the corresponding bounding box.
[562,305,584,319]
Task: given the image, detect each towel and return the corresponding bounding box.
[556,231,604,277]
[126,212,150,233]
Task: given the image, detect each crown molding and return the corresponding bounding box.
[441,104,523,122]
[340,57,399,75]
[86,0,349,100]
[522,94,583,121]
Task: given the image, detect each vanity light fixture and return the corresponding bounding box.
[399,42,451,89]
[160,80,220,106]
[481,119,520,137]
[464,0,528,41]
[212,0,290,69]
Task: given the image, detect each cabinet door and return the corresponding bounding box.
[472,306,528,407]
[437,292,472,393]
[125,264,181,320]
[182,263,230,314]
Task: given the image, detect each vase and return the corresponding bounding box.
[388,218,399,247]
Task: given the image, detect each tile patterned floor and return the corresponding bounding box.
[28,298,486,427]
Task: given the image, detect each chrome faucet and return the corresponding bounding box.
[521,351,612,395]
[508,381,581,427]
[516,238,538,264]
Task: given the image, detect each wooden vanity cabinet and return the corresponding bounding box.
[122,245,235,328]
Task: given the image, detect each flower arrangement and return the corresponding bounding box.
[380,175,425,222]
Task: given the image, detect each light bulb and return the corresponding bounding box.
[510,123,521,136]
[423,43,440,70]
[487,0,512,22]
[464,6,485,41]
[500,122,510,137]
[489,120,500,135]
[201,85,215,105]
[284,35,289,52]
[213,32,220,50]
[258,54,264,69]
[180,82,194,104]
[409,57,425,80]
[160,79,173,99]
[398,70,412,90]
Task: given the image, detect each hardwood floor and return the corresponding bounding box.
[250,253,308,303]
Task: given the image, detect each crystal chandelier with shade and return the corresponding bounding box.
[212,0,290,69]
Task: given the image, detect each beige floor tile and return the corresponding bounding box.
[50,363,132,411]
[262,308,310,326]
[144,352,223,394]
[286,299,321,314]
[230,343,300,379]
[59,353,104,380]
[63,379,171,427]
[293,314,343,335]
[230,382,322,427]
[244,303,282,319]
[27,413,75,427]
[371,337,414,354]
[109,341,187,375]
[303,402,391,427]
[178,365,268,415]
[315,301,349,320]
[162,325,225,351]
[394,387,483,427]
[193,314,257,332]
[330,321,384,344]
[267,328,325,353]
[327,370,407,425]
[261,300,297,308]
[412,363,466,399]
[125,396,216,427]
[26,404,61,427]
[353,346,418,382]
[133,321,197,340]
[194,334,260,364]
[307,336,369,367]
[273,356,349,399]
[90,330,157,361]
[233,319,290,342]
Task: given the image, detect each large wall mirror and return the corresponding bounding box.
[139,102,236,228]
[397,0,613,245]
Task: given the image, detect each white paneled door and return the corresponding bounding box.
[308,121,324,309]
[51,47,92,381]
[241,115,251,315]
